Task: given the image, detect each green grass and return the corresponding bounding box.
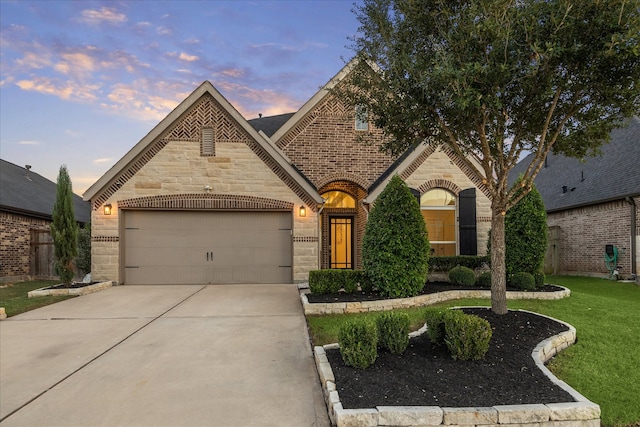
[306,276,640,427]
[0,280,76,317]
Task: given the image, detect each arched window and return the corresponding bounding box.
[321,191,356,208]
[421,189,456,256]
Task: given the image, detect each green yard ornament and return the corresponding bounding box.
[51,165,79,285]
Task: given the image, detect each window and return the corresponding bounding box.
[321,191,356,208]
[421,189,456,256]
[201,127,214,156]
[355,105,368,131]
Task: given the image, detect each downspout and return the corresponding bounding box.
[626,197,637,279]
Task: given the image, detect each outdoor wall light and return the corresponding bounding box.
[104,204,112,215]
[299,206,306,217]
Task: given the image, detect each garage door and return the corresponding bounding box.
[124,210,292,284]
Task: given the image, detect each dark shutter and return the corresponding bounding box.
[458,188,477,255]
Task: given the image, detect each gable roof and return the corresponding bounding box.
[248,113,295,137]
[83,81,323,207]
[510,117,640,212]
[0,159,91,223]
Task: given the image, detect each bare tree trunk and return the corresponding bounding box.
[490,207,508,314]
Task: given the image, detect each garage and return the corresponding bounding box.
[123,210,292,285]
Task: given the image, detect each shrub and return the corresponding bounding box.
[534,271,546,289]
[430,255,489,272]
[510,272,536,291]
[354,270,374,292]
[448,266,476,286]
[376,312,410,354]
[444,313,492,361]
[423,308,462,346]
[338,319,378,369]
[309,270,348,294]
[362,175,430,298]
[476,271,492,288]
[76,222,91,275]
[504,180,548,276]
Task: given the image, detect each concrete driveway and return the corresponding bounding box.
[0,284,330,427]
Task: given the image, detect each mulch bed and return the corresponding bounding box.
[306,282,563,303]
[325,308,576,409]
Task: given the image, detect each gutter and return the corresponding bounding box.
[626,197,637,277]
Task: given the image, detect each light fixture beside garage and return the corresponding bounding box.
[104,204,112,215]
[299,206,306,217]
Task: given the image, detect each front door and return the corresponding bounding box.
[329,216,354,269]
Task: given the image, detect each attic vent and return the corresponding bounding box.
[201,127,215,156]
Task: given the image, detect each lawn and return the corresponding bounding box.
[0,280,76,317]
[306,275,640,427]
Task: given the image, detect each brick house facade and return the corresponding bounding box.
[0,160,90,283]
[512,117,640,280]
[84,62,492,285]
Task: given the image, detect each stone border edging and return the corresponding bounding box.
[301,286,571,315]
[314,309,600,427]
[27,281,113,298]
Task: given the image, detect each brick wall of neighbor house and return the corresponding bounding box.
[547,196,640,277]
[403,147,492,256]
[91,95,318,282]
[0,211,50,282]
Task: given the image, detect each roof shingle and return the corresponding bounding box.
[510,117,640,212]
[0,159,91,223]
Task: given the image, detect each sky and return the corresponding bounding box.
[0,0,362,196]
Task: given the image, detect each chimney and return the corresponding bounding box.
[25,165,32,181]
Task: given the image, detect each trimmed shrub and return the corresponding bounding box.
[354,270,374,292]
[308,270,372,294]
[444,313,492,361]
[424,308,463,346]
[309,270,350,294]
[448,266,476,286]
[362,176,430,298]
[504,180,548,276]
[476,271,492,288]
[376,312,410,354]
[430,255,490,272]
[510,272,536,291]
[534,271,546,289]
[338,319,378,369]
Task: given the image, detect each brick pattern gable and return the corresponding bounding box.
[277,94,396,190]
[92,94,318,211]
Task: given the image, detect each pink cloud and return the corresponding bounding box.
[78,7,127,25]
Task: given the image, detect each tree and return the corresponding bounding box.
[340,0,640,313]
[362,175,430,298]
[51,165,79,285]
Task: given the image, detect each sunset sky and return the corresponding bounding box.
[1,0,362,195]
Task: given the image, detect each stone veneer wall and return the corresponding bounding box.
[0,211,50,282]
[547,196,640,277]
[92,141,318,284]
[402,147,493,256]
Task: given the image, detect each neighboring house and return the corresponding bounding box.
[0,160,91,282]
[510,117,640,279]
[83,62,492,285]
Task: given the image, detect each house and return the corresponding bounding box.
[0,160,91,282]
[510,117,640,280]
[83,62,492,285]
